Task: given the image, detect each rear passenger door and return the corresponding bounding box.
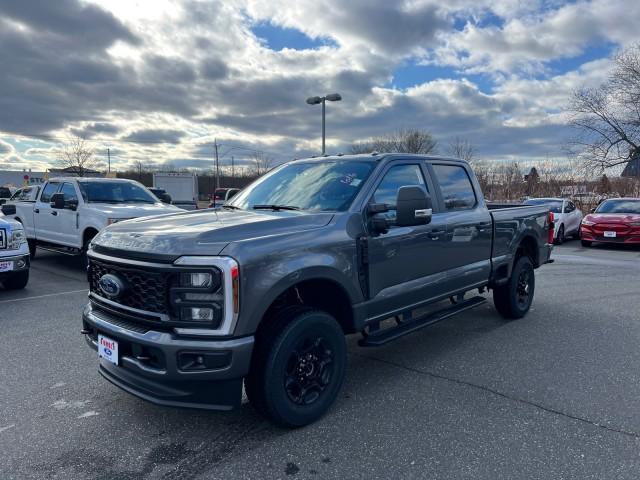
[430,163,492,290]
[365,161,450,318]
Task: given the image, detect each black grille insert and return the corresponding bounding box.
[89,259,175,315]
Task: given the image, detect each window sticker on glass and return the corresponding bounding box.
[340,173,357,184]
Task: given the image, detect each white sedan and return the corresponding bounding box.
[523,197,583,244]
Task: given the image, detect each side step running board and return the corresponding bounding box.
[36,244,81,256]
[358,296,487,347]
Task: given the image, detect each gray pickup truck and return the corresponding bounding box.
[82,154,553,426]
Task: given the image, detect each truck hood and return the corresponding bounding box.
[88,202,182,217]
[92,209,334,256]
[585,213,640,224]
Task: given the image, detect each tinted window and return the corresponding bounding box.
[77,181,157,203]
[60,183,78,202]
[10,189,23,200]
[372,164,427,206]
[230,161,375,211]
[0,187,11,198]
[595,199,640,214]
[40,182,59,203]
[433,165,476,210]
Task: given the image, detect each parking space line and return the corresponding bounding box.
[0,289,88,304]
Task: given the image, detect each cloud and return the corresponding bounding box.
[122,129,187,144]
[0,0,635,171]
[0,139,14,157]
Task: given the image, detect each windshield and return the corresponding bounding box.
[229,160,376,211]
[595,199,640,214]
[524,199,563,213]
[77,181,157,204]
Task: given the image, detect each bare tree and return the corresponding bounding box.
[351,128,437,155]
[56,134,97,176]
[250,153,274,176]
[568,44,640,172]
[447,136,475,162]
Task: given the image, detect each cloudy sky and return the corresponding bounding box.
[1,0,638,173]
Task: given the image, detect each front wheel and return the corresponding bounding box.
[2,270,29,290]
[28,239,37,258]
[493,256,535,319]
[245,308,347,427]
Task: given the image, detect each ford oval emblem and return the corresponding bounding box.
[98,274,126,299]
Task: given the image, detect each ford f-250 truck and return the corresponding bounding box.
[0,204,30,289]
[81,154,553,427]
[7,177,180,259]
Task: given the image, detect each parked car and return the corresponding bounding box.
[523,197,583,244]
[81,154,553,427]
[148,187,172,204]
[208,188,240,208]
[0,204,30,289]
[580,198,640,247]
[5,177,181,258]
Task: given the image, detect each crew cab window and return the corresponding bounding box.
[40,182,59,203]
[372,164,427,206]
[60,183,78,203]
[432,164,476,211]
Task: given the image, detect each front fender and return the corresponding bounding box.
[236,261,362,337]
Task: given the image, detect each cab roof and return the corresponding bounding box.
[291,152,468,164]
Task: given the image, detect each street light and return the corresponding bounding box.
[306,93,342,154]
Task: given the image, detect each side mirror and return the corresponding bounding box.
[396,186,432,227]
[1,204,16,216]
[50,192,65,209]
[590,207,596,213]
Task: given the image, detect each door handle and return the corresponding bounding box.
[477,222,492,232]
[34,208,39,213]
[51,211,58,216]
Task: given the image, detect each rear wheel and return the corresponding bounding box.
[493,256,535,319]
[2,270,29,290]
[581,240,592,247]
[555,225,564,245]
[245,307,347,427]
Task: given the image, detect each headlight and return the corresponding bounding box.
[8,228,26,249]
[628,222,640,227]
[581,220,595,226]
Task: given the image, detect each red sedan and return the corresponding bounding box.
[580,198,640,247]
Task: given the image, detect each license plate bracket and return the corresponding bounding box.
[604,231,617,238]
[0,261,13,272]
[98,334,119,366]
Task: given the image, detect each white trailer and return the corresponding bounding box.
[153,173,199,210]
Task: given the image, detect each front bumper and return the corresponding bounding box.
[0,252,30,276]
[82,303,254,410]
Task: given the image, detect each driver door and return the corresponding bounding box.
[365,162,449,319]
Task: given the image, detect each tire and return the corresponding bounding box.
[555,225,564,245]
[581,240,592,247]
[572,227,581,240]
[245,307,347,428]
[3,270,29,290]
[28,239,37,259]
[493,256,535,319]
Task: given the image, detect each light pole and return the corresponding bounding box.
[306,93,341,154]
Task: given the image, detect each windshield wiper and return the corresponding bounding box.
[221,204,242,210]
[253,204,301,211]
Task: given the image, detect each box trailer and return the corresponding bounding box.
[153,173,199,210]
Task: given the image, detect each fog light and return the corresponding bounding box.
[180,272,213,288]
[180,306,222,324]
[16,259,26,269]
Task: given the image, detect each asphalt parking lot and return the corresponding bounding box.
[2,241,640,479]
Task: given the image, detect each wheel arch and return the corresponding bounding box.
[251,269,359,336]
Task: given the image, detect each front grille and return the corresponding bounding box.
[89,259,175,315]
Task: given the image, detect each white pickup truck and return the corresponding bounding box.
[7,177,181,258]
[0,205,30,289]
